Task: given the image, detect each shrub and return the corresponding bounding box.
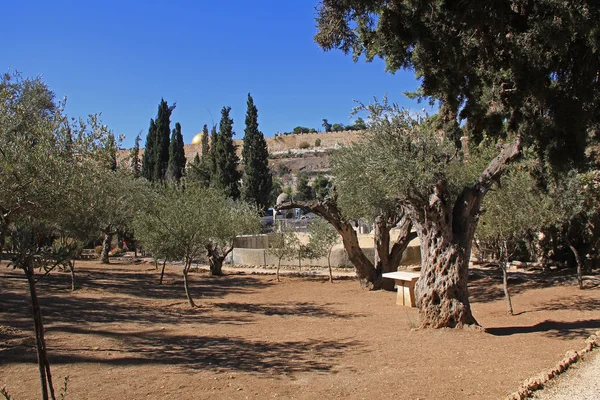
[94,245,103,255]
[299,141,310,149]
[315,138,321,147]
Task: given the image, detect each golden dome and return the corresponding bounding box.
[191,132,205,145]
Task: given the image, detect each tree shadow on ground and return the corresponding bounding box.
[1,328,363,375]
[534,296,600,312]
[0,268,275,337]
[32,266,272,301]
[467,266,595,304]
[485,319,600,340]
[212,301,365,319]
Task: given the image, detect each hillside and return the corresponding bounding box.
[118,130,366,177]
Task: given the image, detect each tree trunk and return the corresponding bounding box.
[117,231,124,250]
[206,244,225,276]
[69,261,76,291]
[374,214,416,290]
[566,238,584,289]
[327,249,333,283]
[100,231,112,264]
[24,264,56,400]
[182,262,195,307]
[277,259,281,282]
[501,263,514,315]
[0,223,6,259]
[159,259,167,284]
[374,215,394,290]
[414,220,479,328]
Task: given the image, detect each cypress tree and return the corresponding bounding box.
[209,124,218,176]
[241,93,273,212]
[211,106,240,199]
[141,119,156,181]
[153,99,175,181]
[201,124,210,157]
[130,134,141,178]
[166,122,186,182]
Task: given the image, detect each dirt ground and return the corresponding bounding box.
[1,260,599,400]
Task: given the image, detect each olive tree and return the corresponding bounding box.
[307,217,341,282]
[267,223,299,282]
[134,183,260,307]
[1,72,116,399]
[476,157,551,314]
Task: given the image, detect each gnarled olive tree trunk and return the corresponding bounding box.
[277,199,415,290]
[410,139,521,328]
[206,244,234,276]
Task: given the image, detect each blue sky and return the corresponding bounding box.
[2,1,424,148]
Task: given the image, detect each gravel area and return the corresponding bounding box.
[532,350,600,400]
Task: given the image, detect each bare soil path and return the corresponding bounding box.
[1,260,599,399]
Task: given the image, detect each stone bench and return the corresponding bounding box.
[382,271,421,307]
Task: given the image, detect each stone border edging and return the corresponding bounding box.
[505,330,600,399]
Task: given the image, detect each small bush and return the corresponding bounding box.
[315,138,321,147]
[299,141,310,149]
[94,245,103,255]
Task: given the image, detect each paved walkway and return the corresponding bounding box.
[532,350,600,399]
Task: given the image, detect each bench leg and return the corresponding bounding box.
[395,280,417,307]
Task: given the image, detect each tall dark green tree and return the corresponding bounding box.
[209,124,218,176]
[154,99,175,181]
[211,107,241,199]
[130,133,141,178]
[201,124,210,157]
[141,119,156,180]
[241,93,273,212]
[166,122,186,182]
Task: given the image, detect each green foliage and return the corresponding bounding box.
[129,134,141,178]
[351,117,367,130]
[241,94,273,212]
[331,123,344,132]
[51,237,84,262]
[332,105,456,220]
[267,224,298,263]
[166,122,186,182]
[322,119,332,132]
[294,175,313,201]
[211,107,241,199]
[292,126,312,134]
[312,175,331,201]
[315,138,321,147]
[134,184,260,264]
[154,99,175,181]
[185,153,211,188]
[306,217,340,260]
[298,141,310,149]
[0,72,119,254]
[476,158,551,259]
[315,0,600,167]
[141,119,157,181]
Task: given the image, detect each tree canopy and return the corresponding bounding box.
[315,0,600,165]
